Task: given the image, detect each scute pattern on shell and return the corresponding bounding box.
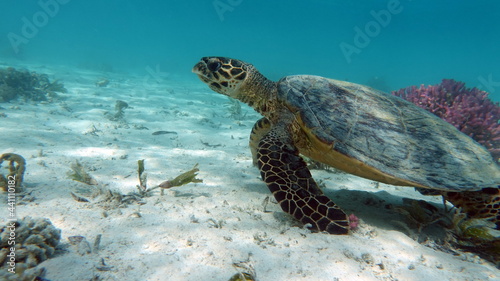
[277,75,500,191]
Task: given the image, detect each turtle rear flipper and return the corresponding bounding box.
[416,186,500,228]
[444,187,500,228]
[257,124,350,234]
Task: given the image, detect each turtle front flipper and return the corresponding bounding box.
[257,124,350,234]
[250,118,271,166]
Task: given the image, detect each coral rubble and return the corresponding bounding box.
[393,79,500,162]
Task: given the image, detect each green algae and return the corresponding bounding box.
[159,164,202,189]
[67,161,98,185]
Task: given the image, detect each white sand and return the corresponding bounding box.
[0,62,497,280]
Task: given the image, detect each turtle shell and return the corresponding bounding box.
[277,75,500,191]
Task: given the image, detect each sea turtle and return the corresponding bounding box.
[192,57,500,234]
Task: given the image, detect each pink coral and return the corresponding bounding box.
[348,213,359,230]
[392,79,500,163]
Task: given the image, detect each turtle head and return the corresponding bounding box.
[192,57,251,98]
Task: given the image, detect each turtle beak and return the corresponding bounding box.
[192,60,210,80]
[192,61,205,74]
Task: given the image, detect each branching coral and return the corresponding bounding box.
[393,79,500,162]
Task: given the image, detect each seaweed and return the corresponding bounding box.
[448,212,500,266]
[0,84,17,102]
[395,198,451,233]
[395,197,500,266]
[158,164,203,189]
[75,185,146,211]
[135,161,203,198]
[67,161,98,185]
[0,67,67,102]
[137,159,147,191]
[38,76,67,97]
[228,272,256,281]
[0,153,26,192]
[229,258,257,281]
[115,100,128,114]
[93,234,102,253]
[452,214,500,243]
[105,100,128,122]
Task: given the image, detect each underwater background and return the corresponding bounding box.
[1,0,500,100]
[1,1,500,279]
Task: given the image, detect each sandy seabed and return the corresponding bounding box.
[0,61,497,281]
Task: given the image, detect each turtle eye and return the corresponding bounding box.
[207,61,221,72]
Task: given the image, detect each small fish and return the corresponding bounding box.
[152,130,177,135]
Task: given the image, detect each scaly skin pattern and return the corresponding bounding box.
[257,122,350,234]
[444,188,500,228]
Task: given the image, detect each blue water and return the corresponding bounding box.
[1,0,499,99]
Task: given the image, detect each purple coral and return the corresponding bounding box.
[392,79,500,163]
[348,213,359,230]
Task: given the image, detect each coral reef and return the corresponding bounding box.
[393,79,500,162]
[0,153,26,192]
[0,67,67,102]
[0,217,61,280]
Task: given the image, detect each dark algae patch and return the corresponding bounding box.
[0,67,67,102]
